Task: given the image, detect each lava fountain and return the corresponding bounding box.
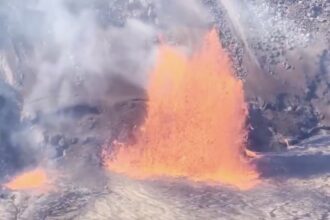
[104,29,259,189]
[5,168,48,190]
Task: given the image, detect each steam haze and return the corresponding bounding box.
[0,0,213,174]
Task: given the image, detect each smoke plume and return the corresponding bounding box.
[0,0,213,177]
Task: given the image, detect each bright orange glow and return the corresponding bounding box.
[5,168,48,190]
[245,149,262,159]
[104,29,259,190]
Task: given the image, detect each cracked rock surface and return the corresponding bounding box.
[0,135,330,219]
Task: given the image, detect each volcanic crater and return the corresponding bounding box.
[0,0,329,219]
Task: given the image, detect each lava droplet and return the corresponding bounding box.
[5,168,48,190]
[104,29,259,190]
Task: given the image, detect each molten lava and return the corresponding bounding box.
[104,29,259,189]
[5,168,48,190]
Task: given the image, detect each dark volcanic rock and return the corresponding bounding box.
[213,0,330,151]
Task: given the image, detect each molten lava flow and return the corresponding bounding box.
[104,29,259,189]
[5,168,48,190]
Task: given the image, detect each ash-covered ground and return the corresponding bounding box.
[0,0,329,219]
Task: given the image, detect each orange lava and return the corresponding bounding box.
[5,168,48,190]
[104,29,259,189]
[245,149,263,159]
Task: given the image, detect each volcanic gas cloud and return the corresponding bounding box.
[104,30,258,189]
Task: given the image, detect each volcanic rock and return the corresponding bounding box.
[213,0,330,151]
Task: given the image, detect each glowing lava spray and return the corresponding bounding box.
[5,168,48,190]
[104,30,259,189]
